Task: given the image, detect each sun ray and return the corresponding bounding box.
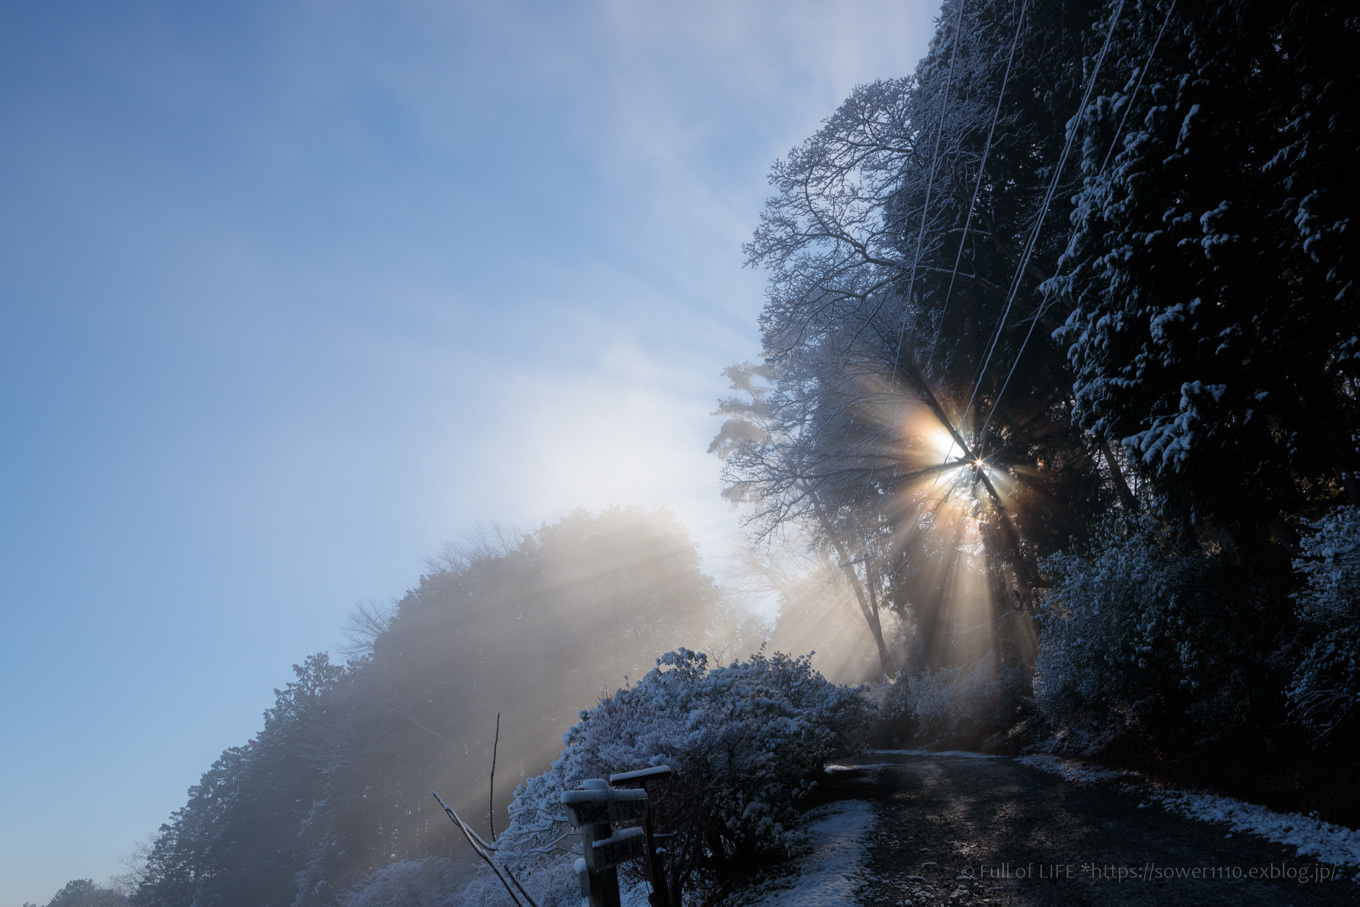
[844,370,1040,672]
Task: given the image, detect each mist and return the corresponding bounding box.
[103,504,903,904]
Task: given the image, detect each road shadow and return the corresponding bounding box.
[835,752,1355,906]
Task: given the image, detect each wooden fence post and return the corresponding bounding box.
[561,778,649,907]
[608,766,674,907]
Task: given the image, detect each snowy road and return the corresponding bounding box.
[738,751,1359,906]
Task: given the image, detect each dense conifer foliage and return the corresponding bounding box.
[730,0,1357,651]
[726,0,1358,806]
[1056,1,1360,544]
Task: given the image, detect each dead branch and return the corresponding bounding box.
[432,790,539,907]
[489,711,500,841]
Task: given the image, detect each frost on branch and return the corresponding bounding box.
[336,857,467,907]
[879,652,1031,748]
[476,649,869,904]
[1031,515,1257,752]
[1288,507,1360,743]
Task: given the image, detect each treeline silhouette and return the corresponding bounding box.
[125,508,745,906]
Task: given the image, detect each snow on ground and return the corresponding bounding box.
[869,749,1002,759]
[620,878,651,907]
[1017,752,1360,873]
[1017,753,1137,784]
[741,799,877,906]
[824,762,892,782]
[1149,787,1360,871]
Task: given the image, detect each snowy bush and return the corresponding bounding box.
[1032,515,1244,742]
[452,857,576,907]
[469,649,869,904]
[336,857,468,907]
[1288,507,1360,742]
[881,653,1030,745]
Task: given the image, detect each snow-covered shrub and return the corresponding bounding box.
[1288,507,1360,742]
[452,856,576,907]
[881,653,1030,744]
[336,857,468,907]
[1033,515,1235,741]
[474,649,868,904]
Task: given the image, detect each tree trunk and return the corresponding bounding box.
[1097,436,1140,513]
[805,488,896,677]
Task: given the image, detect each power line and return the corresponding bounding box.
[955,0,1129,456]
[888,0,968,399]
[977,0,1176,449]
[1101,0,1176,175]
[853,0,969,591]
[856,1,1033,597]
[925,0,1031,380]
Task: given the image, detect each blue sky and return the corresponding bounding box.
[0,2,934,902]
